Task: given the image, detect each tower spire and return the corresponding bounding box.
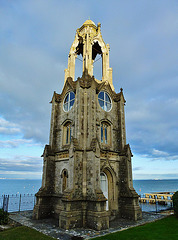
[64,20,114,90]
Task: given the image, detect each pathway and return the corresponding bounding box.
[9,211,169,239]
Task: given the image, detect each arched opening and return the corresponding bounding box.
[75,57,83,80]
[92,41,102,80]
[93,56,102,80]
[75,40,83,80]
[92,42,102,60]
[100,168,116,212]
[100,172,108,210]
[61,169,68,192]
[73,40,103,80]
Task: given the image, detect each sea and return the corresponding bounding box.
[0,179,178,212]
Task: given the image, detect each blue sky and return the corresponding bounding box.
[0,0,178,180]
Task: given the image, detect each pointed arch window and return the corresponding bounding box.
[101,122,110,144]
[63,122,72,145]
[61,169,68,192]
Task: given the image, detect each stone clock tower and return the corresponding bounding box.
[33,20,142,230]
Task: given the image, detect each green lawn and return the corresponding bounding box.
[92,215,178,240]
[0,216,178,240]
[0,226,54,240]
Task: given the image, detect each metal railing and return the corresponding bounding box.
[0,194,36,212]
[0,193,173,214]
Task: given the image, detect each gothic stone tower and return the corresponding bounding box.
[33,20,142,230]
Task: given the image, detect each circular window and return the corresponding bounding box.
[63,92,75,112]
[98,91,112,112]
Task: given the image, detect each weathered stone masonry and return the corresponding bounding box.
[33,20,142,230]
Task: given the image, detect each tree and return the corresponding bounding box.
[172,191,178,217]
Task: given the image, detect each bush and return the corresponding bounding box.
[0,209,9,225]
[172,191,178,217]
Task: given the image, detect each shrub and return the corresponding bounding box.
[0,209,9,225]
[172,191,178,217]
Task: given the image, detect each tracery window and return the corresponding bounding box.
[101,122,110,144]
[98,91,112,112]
[63,91,75,112]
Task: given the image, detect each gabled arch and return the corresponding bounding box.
[97,81,115,99]
[61,77,76,99]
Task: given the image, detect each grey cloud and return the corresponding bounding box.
[0,156,43,172]
[0,0,178,161]
[0,117,21,135]
[125,95,178,159]
[0,127,21,135]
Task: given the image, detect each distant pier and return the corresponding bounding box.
[139,192,175,205]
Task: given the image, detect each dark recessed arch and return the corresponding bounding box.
[92,41,102,60]
[61,169,68,192]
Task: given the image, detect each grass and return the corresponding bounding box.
[0,226,54,240]
[92,215,178,240]
[0,215,177,240]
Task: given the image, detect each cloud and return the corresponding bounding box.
[0,155,43,173]
[0,42,61,142]
[133,173,178,180]
[0,0,178,179]
[0,139,42,148]
[133,167,143,171]
[152,149,168,157]
[150,149,178,161]
[126,96,178,160]
[0,127,20,135]
[0,117,21,135]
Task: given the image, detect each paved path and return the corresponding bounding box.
[9,211,168,239]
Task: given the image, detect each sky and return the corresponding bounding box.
[0,0,178,180]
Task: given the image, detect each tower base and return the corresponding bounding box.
[59,199,109,230]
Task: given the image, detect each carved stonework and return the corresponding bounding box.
[78,73,94,89]
[56,152,69,159]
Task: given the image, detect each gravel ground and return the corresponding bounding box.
[9,211,169,239]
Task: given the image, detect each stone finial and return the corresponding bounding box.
[97,22,101,32]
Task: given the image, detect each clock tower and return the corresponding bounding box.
[33,20,142,230]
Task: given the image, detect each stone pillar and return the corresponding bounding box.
[82,32,93,76]
[68,53,76,81]
[33,147,55,220]
[118,93,127,150]
[119,146,142,220]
